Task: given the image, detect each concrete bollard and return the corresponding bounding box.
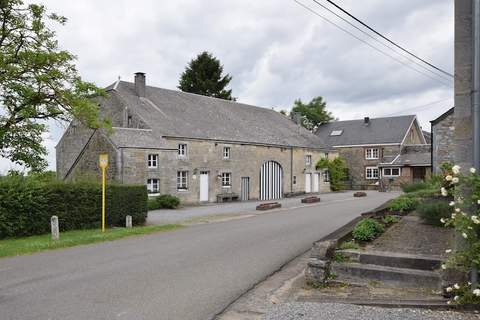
[126,215,132,228]
[51,216,59,240]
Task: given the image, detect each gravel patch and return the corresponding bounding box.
[266,303,480,320]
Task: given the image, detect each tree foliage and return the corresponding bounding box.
[0,0,109,171]
[291,96,333,131]
[178,51,234,100]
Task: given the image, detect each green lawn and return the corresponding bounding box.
[0,224,182,258]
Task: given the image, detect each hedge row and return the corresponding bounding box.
[0,176,148,239]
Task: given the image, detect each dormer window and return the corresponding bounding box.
[330,130,343,136]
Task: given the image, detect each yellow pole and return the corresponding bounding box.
[102,167,106,232]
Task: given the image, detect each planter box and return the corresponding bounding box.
[354,191,367,197]
[301,196,321,204]
[256,202,282,211]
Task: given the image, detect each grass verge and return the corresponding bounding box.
[0,224,182,258]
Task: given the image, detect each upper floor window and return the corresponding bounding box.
[305,155,312,166]
[223,147,231,159]
[365,148,379,160]
[148,154,158,168]
[178,144,187,157]
[221,172,232,187]
[177,171,188,190]
[147,178,159,193]
[366,166,379,180]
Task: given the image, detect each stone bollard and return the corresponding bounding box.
[126,215,132,228]
[51,216,59,240]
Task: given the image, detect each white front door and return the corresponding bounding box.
[313,173,319,192]
[305,173,312,193]
[200,171,209,202]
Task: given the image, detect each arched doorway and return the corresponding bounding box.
[260,161,283,200]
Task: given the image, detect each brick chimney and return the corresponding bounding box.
[134,72,146,97]
[364,117,370,126]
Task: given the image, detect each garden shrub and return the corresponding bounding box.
[352,218,384,241]
[388,196,419,213]
[401,181,429,193]
[339,240,360,250]
[0,176,147,239]
[404,188,439,200]
[316,157,348,191]
[417,200,451,227]
[382,215,400,224]
[148,194,180,210]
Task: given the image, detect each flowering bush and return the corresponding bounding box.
[440,164,480,304]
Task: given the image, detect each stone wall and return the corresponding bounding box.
[432,112,455,173]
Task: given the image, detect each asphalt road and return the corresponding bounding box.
[0,192,398,320]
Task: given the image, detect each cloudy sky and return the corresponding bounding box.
[1,0,454,173]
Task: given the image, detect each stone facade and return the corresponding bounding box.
[431,109,455,173]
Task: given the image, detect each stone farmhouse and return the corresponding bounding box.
[315,115,431,190]
[56,73,334,203]
[431,107,455,173]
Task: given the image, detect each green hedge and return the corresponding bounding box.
[0,176,147,239]
[417,200,451,227]
[148,194,181,210]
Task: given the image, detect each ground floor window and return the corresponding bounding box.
[365,166,379,180]
[177,171,188,190]
[383,167,401,177]
[147,178,159,193]
[222,172,232,187]
[322,170,330,183]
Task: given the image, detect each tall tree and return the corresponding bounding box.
[290,96,333,131]
[178,51,234,100]
[0,0,108,171]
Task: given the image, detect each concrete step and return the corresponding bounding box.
[331,262,442,290]
[339,249,443,271]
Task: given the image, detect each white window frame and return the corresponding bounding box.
[305,155,312,166]
[177,171,188,190]
[147,178,159,194]
[366,166,379,180]
[322,170,330,183]
[223,147,231,159]
[147,154,158,168]
[383,167,401,177]
[221,172,232,187]
[365,148,380,160]
[178,144,187,158]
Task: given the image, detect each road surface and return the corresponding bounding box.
[0,191,398,320]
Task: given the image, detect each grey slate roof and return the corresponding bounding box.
[380,145,431,167]
[109,128,171,149]
[109,81,327,149]
[315,115,417,148]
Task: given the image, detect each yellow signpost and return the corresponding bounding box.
[99,154,109,232]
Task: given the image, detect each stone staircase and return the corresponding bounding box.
[331,249,444,290]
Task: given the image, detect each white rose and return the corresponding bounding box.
[462,232,468,239]
[446,286,453,292]
[452,213,457,219]
[474,289,480,296]
[440,218,446,223]
[445,175,453,181]
[471,168,477,174]
[454,295,460,301]
[446,249,452,253]
[452,165,461,174]
[441,187,448,197]
[478,200,480,205]
[455,208,461,213]
[454,283,460,289]
[452,177,460,184]
[441,264,447,270]
[449,201,455,207]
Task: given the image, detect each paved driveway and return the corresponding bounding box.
[0,191,398,320]
[147,190,391,224]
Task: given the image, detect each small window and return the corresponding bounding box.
[365,148,379,160]
[383,167,401,177]
[223,147,231,159]
[147,178,159,193]
[305,155,312,166]
[177,171,188,190]
[323,170,330,183]
[222,172,232,187]
[330,130,343,136]
[366,167,379,180]
[147,154,158,168]
[178,144,187,157]
[293,176,297,185]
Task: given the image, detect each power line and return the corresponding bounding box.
[325,0,454,78]
[293,0,453,88]
[309,0,453,83]
[383,98,453,116]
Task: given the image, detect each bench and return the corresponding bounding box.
[217,193,240,203]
